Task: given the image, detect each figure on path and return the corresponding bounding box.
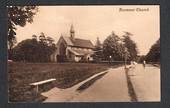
[143,60,146,68]
[129,61,136,76]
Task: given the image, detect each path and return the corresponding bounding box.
[128,64,160,102]
[42,64,160,102]
[42,66,131,102]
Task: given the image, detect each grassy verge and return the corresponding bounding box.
[8,62,122,102]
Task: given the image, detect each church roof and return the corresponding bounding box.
[68,48,94,56]
[62,36,94,49]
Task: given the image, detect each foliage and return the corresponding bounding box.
[11,34,56,62]
[103,32,126,61]
[7,6,38,56]
[145,38,160,62]
[93,37,104,62]
[122,32,138,61]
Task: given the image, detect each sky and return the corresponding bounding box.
[15,5,160,55]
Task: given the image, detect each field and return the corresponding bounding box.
[8,62,122,102]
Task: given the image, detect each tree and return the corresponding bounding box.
[95,37,102,48]
[8,28,17,50]
[39,32,47,44]
[12,39,38,62]
[46,36,55,46]
[7,6,38,58]
[122,32,138,61]
[103,31,125,61]
[8,28,17,59]
[32,34,37,41]
[11,36,56,62]
[93,37,103,62]
[145,38,160,63]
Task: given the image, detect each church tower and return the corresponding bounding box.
[70,24,75,41]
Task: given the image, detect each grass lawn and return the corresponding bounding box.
[8,62,122,102]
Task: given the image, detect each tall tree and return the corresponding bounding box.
[145,38,160,62]
[123,32,138,61]
[95,37,102,47]
[7,6,38,52]
[103,31,125,61]
[93,37,103,62]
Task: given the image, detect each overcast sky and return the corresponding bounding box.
[16,5,160,55]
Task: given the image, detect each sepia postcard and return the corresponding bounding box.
[7,5,160,103]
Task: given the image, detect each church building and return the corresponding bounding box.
[51,25,94,62]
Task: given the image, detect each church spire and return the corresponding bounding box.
[70,24,75,40]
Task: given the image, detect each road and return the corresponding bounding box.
[128,64,160,102]
[42,64,160,102]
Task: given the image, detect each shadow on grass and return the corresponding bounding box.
[76,72,108,92]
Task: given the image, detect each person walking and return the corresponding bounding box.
[129,61,136,76]
[143,60,146,68]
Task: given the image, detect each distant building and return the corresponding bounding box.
[51,25,94,62]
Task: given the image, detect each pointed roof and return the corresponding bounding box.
[62,36,94,49]
[68,48,94,56]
